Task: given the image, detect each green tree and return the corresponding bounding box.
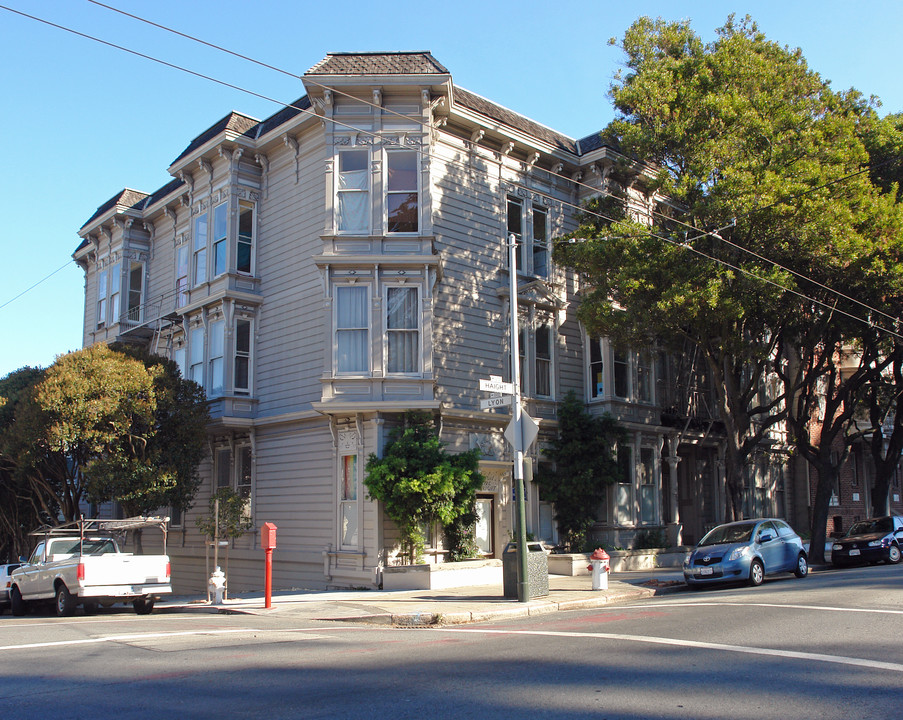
[0,367,52,560]
[555,15,902,550]
[364,412,484,565]
[4,344,209,529]
[533,392,626,551]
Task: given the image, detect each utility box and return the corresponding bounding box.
[502,541,549,599]
[260,522,277,550]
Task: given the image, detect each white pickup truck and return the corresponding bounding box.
[9,517,172,616]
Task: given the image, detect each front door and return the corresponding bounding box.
[475,495,494,558]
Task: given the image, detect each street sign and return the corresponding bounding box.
[505,410,539,451]
[479,378,514,394]
[480,395,513,410]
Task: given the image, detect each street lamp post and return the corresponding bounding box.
[508,233,530,602]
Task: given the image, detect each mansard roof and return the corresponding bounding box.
[305,51,449,76]
[170,111,260,166]
[79,188,150,232]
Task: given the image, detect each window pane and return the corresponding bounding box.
[387,151,417,191]
[213,203,227,242]
[340,150,368,178]
[236,320,250,353]
[216,448,231,488]
[387,192,418,233]
[338,330,368,372]
[338,193,369,232]
[387,287,417,329]
[194,249,206,285]
[614,350,629,398]
[342,455,357,501]
[388,331,417,373]
[213,239,226,276]
[238,203,253,274]
[194,214,207,250]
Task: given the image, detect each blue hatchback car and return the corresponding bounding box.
[683,519,808,588]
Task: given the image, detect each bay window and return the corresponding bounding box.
[208,319,224,396]
[507,197,523,269]
[237,201,253,274]
[532,206,549,278]
[176,246,189,307]
[193,212,208,286]
[386,286,419,374]
[212,203,228,277]
[535,323,552,397]
[336,286,369,373]
[189,326,205,386]
[127,263,143,322]
[589,337,604,399]
[386,150,418,233]
[96,269,108,328]
[234,319,251,394]
[337,149,369,233]
[109,263,121,324]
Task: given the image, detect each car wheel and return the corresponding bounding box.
[10,586,26,617]
[133,598,155,615]
[56,584,76,617]
[888,544,901,565]
[794,553,808,578]
[749,559,765,587]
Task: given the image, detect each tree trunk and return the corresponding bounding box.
[808,461,838,565]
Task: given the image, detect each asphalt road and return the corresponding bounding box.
[1,563,901,719]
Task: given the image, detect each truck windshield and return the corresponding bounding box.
[48,538,116,555]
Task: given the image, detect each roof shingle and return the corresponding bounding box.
[306,52,449,76]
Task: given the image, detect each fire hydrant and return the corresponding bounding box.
[587,548,610,591]
[208,566,226,605]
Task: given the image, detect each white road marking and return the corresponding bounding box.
[620,600,903,615]
[0,628,257,651]
[437,627,903,673]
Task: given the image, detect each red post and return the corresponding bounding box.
[260,522,277,610]
[264,547,273,609]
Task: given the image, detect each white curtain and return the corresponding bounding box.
[337,286,368,373]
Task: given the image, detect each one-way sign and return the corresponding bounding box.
[479,378,514,394]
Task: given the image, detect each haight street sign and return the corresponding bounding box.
[479,378,514,394]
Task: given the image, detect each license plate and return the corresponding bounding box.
[699,567,714,576]
[849,549,860,556]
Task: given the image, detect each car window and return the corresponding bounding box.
[774,520,795,538]
[28,542,45,564]
[756,521,778,541]
[699,523,755,546]
[848,518,891,536]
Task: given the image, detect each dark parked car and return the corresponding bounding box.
[683,519,808,588]
[831,516,903,566]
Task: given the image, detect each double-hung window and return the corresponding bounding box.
[193,212,208,286]
[189,326,205,387]
[236,445,253,520]
[208,320,225,396]
[589,337,604,399]
[636,352,653,403]
[109,263,121,324]
[176,246,189,307]
[507,197,523,270]
[337,150,369,233]
[212,203,227,277]
[336,286,369,374]
[386,151,418,233]
[127,263,143,323]
[96,269,108,328]
[614,349,630,399]
[532,206,549,278]
[234,319,251,394]
[386,287,419,374]
[237,201,253,274]
[535,323,552,397]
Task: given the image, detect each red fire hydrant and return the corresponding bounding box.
[587,548,610,591]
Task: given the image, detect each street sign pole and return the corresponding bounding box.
[508,233,529,603]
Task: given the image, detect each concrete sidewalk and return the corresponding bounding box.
[158,569,688,626]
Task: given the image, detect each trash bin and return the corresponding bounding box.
[502,541,549,599]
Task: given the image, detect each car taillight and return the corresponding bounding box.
[77,563,85,581]
[165,562,171,579]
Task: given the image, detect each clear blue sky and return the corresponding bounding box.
[1,0,901,377]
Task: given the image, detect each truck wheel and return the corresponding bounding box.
[56,584,76,617]
[133,598,155,615]
[10,586,26,616]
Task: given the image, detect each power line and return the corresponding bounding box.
[84,0,903,333]
[3,2,899,340]
[0,261,72,311]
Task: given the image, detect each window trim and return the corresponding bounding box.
[385,149,419,235]
[384,285,421,375]
[193,212,208,286]
[334,284,371,375]
[237,200,254,275]
[212,202,228,278]
[234,318,252,395]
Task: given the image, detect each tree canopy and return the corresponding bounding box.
[0,344,209,548]
[554,16,903,552]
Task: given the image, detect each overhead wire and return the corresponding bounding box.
[2,2,900,339]
[83,0,903,335]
